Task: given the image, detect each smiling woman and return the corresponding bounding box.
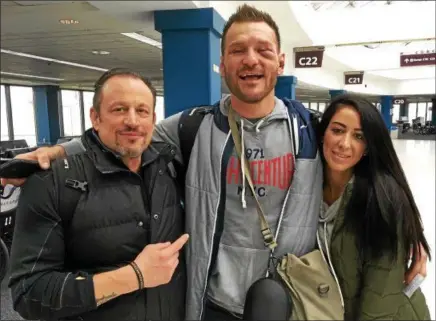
[316,94,431,320]
[322,105,366,178]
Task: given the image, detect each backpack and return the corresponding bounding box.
[51,155,89,231]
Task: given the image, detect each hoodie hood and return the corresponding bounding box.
[219,94,290,132]
[320,175,355,223]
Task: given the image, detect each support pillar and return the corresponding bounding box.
[380,95,393,133]
[154,8,225,117]
[329,89,347,99]
[33,86,61,146]
[275,76,297,100]
[399,102,408,119]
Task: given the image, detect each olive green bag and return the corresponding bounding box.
[276,241,344,320]
[228,108,344,320]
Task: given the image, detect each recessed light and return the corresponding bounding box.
[0,71,65,81]
[121,33,162,49]
[59,19,79,25]
[92,50,110,55]
[1,49,108,72]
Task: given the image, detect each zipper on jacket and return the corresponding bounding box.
[139,177,151,239]
[199,131,232,320]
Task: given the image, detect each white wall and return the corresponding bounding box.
[394,79,436,96]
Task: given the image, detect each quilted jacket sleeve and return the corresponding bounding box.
[8,170,97,320]
[357,244,430,320]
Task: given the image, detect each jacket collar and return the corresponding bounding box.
[81,129,160,174]
[212,96,295,134]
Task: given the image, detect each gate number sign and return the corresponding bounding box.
[294,47,324,68]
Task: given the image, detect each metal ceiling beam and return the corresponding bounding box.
[324,37,436,48]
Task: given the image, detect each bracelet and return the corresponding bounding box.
[128,261,144,290]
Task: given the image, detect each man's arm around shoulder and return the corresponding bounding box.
[153,112,184,164]
[60,137,86,156]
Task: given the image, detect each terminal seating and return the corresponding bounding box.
[0,142,38,282]
[0,139,29,154]
[57,136,81,144]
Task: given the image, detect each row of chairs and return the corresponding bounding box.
[1,140,37,282]
[400,120,436,135]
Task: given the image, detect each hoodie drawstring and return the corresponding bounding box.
[255,119,264,133]
[240,119,247,208]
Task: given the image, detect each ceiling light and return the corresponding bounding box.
[364,44,381,49]
[0,71,64,81]
[59,19,79,25]
[92,50,110,55]
[121,33,162,49]
[1,48,108,72]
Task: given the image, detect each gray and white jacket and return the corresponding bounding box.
[60,94,323,320]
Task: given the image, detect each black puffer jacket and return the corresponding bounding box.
[8,129,186,321]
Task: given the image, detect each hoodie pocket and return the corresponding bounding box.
[207,243,270,312]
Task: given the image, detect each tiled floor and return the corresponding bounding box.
[393,139,435,319]
[1,139,435,320]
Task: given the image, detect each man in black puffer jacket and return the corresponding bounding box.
[8,68,188,321]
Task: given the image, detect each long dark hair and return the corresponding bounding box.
[317,94,431,262]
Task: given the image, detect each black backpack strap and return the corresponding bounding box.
[178,106,214,167]
[308,108,322,135]
[51,155,88,231]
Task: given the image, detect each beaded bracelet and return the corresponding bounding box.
[128,261,144,289]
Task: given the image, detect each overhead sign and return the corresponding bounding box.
[400,52,436,67]
[344,71,364,85]
[393,97,407,105]
[294,46,325,68]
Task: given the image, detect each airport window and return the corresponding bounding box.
[302,102,310,109]
[417,102,427,121]
[392,104,400,124]
[408,103,417,121]
[1,85,9,141]
[318,102,326,113]
[426,102,432,122]
[82,91,94,130]
[10,86,37,147]
[61,90,82,136]
[155,96,165,123]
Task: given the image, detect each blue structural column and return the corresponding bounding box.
[329,89,347,99]
[154,8,225,117]
[380,95,393,132]
[33,86,61,146]
[275,76,297,100]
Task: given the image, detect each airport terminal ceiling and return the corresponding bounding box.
[0,0,435,100]
[293,1,435,80]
